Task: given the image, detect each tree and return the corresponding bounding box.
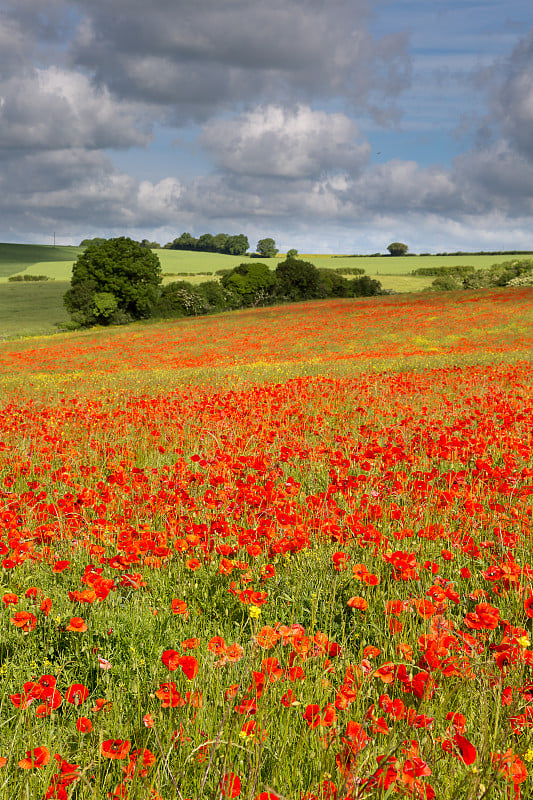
[286,248,298,259]
[256,238,278,258]
[274,257,320,301]
[167,232,198,250]
[387,242,408,256]
[196,233,217,252]
[225,234,249,256]
[64,237,162,326]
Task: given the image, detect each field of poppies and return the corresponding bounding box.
[1,288,533,800]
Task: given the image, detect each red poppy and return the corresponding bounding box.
[18,746,50,769]
[221,772,241,797]
[66,616,88,632]
[65,683,89,705]
[161,649,181,671]
[76,716,93,733]
[101,740,131,760]
[11,611,37,632]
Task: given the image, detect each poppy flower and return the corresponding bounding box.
[2,593,18,606]
[208,636,226,654]
[170,599,188,616]
[76,716,93,733]
[347,596,368,611]
[18,746,50,769]
[65,683,89,705]
[66,617,87,632]
[11,611,37,632]
[221,772,241,797]
[101,740,131,760]
[179,655,199,680]
[162,649,181,671]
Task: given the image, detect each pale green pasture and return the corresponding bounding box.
[296,253,533,275]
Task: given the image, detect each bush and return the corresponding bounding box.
[220,262,276,306]
[8,274,51,282]
[350,275,382,296]
[428,276,463,292]
[157,281,211,317]
[412,265,475,278]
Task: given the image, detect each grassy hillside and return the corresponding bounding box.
[0,243,82,280]
[0,281,71,339]
[0,242,530,339]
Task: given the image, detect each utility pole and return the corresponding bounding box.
[53,232,56,247]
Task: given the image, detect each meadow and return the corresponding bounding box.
[1,285,533,800]
[2,242,531,339]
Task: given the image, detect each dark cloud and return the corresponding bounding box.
[491,30,533,159]
[67,0,410,120]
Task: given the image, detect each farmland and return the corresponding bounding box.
[2,242,532,339]
[1,285,533,799]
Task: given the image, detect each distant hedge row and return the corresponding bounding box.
[8,274,51,282]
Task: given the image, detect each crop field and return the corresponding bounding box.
[2,243,530,284]
[1,287,533,800]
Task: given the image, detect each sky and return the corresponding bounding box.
[1,0,533,254]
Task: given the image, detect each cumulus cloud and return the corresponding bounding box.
[0,67,152,151]
[199,105,371,178]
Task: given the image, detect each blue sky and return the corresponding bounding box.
[1,0,533,253]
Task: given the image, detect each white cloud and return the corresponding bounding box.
[200,105,371,178]
[0,66,152,150]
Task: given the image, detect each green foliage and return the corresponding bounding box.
[225,233,249,255]
[286,248,298,258]
[350,275,383,296]
[428,275,463,292]
[8,274,51,282]
[195,279,236,311]
[317,269,353,298]
[64,237,162,326]
[157,281,211,317]
[387,241,409,256]
[166,231,249,255]
[256,237,279,258]
[220,262,276,305]
[275,257,321,301]
[79,237,107,249]
[412,265,475,277]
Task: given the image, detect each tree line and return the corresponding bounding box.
[64,237,382,327]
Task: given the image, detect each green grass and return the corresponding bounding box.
[2,243,530,285]
[0,281,71,339]
[0,244,83,281]
[1,243,531,340]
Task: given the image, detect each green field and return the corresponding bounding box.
[0,243,82,280]
[0,281,72,339]
[1,243,529,284]
[0,242,530,340]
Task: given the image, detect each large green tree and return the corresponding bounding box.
[256,238,278,258]
[387,242,408,256]
[64,237,162,326]
[275,257,320,301]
